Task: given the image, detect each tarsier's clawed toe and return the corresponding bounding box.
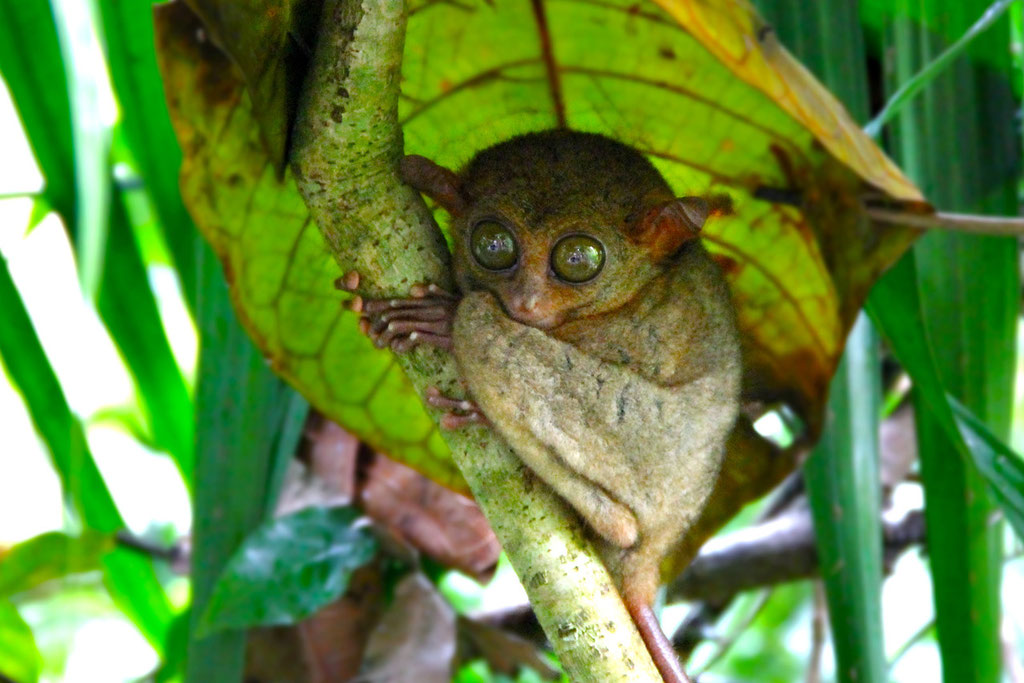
[425,386,489,429]
[335,271,457,352]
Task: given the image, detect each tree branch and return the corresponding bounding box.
[670,508,926,651]
[287,1,660,680]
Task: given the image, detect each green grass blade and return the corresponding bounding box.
[0,255,175,653]
[753,2,887,680]
[951,398,1024,538]
[0,1,75,223]
[6,2,195,485]
[96,0,198,308]
[0,256,119,532]
[47,0,111,297]
[803,315,886,683]
[98,191,194,486]
[872,3,1018,680]
[864,0,1017,138]
[5,1,195,486]
[263,390,310,519]
[101,548,175,654]
[867,258,1024,540]
[185,242,307,681]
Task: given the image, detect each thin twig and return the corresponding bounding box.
[868,207,1024,236]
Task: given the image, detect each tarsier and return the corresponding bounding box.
[342,130,741,683]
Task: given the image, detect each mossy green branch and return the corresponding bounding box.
[288,0,661,680]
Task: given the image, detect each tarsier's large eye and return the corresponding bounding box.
[551,234,605,283]
[470,221,519,271]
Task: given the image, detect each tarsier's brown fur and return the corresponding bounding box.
[349,130,741,682]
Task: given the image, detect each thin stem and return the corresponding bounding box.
[868,207,1024,235]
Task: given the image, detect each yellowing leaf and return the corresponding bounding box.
[656,0,922,202]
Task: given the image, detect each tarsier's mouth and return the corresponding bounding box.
[505,306,565,330]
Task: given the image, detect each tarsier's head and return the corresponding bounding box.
[402,130,713,329]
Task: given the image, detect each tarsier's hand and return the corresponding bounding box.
[336,271,457,352]
[335,271,487,430]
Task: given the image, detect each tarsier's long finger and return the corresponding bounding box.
[424,387,488,429]
[335,270,445,305]
[371,320,451,347]
[424,386,477,412]
[368,305,452,334]
[391,332,452,353]
[362,297,453,314]
[439,412,488,430]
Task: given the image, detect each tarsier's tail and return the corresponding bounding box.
[628,600,691,683]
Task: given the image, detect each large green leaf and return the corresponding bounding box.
[154,2,459,491]
[155,0,925,515]
[199,506,377,634]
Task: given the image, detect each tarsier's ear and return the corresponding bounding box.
[400,155,467,215]
[632,195,709,262]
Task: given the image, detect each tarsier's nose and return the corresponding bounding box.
[507,291,561,329]
[517,294,540,313]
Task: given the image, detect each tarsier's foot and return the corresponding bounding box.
[425,386,489,430]
[335,271,458,352]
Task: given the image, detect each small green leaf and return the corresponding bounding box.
[0,531,113,599]
[0,599,41,683]
[199,506,377,635]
